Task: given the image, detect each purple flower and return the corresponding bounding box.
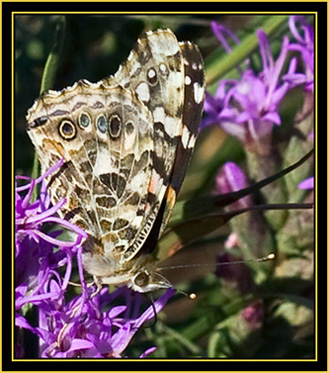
[15,161,175,358]
[298,177,314,190]
[242,300,264,327]
[283,16,314,92]
[202,80,238,130]
[203,21,302,154]
[17,281,174,358]
[215,161,252,209]
[201,22,243,132]
[211,21,241,53]
[15,159,88,306]
[36,285,174,358]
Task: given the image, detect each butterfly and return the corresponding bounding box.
[26,29,205,293]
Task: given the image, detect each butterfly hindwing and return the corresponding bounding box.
[26,29,205,289]
[26,83,155,254]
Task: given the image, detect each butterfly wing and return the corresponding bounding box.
[27,81,154,246]
[110,29,185,261]
[26,29,204,283]
[111,29,204,262]
[158,41,205,237]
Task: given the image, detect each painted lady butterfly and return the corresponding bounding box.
[26,29,205,292]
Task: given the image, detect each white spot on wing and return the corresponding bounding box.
[188,134,196,149]
[185,75,192,85]
[136,82,150,103]
[153,107,180,137]
[159,63,167,74]
[193,82,204,104]
[114,64,123,78]
[182,125,190,149]
[147,31,180,56]
[153,106,165,123]
[164,116,180,137]
[148,68,156,79]
[127,51,134,61]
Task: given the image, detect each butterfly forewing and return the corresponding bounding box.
[109,30,187,261]
[158,41,205,237]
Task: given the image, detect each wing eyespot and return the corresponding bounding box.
[109,114,122,138]
[78,112,91,129]
[125,120,135,135]
[96,114,108,133]
[58,120,77,140]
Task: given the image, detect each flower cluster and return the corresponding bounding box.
[203,16,314,158]
[15,160,174,358]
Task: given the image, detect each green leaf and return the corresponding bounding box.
[39,16,66,94]
[30,16,66,199]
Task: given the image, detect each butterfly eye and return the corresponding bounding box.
[134,272,149,288]
[58,120,76,140]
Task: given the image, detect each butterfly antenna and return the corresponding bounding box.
[159,253,275,299]
[160,252,275,270]
[155,271,198,300]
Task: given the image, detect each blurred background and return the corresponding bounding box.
[15,14,314,359]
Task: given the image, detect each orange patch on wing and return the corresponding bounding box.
[166,185,177,209]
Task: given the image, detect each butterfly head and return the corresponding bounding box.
[130,268,172,293]
[85,250,173,294]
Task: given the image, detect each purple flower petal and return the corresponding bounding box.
[262,111,281,125]
[216,162,252,208]
[211,21,240,53]
[66,338,94,352]
[109,306,127,319]
[140,346,157,358]
[298,176,314,190]
[15,313,34,330]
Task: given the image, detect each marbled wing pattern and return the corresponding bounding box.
[26,29,205,290]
